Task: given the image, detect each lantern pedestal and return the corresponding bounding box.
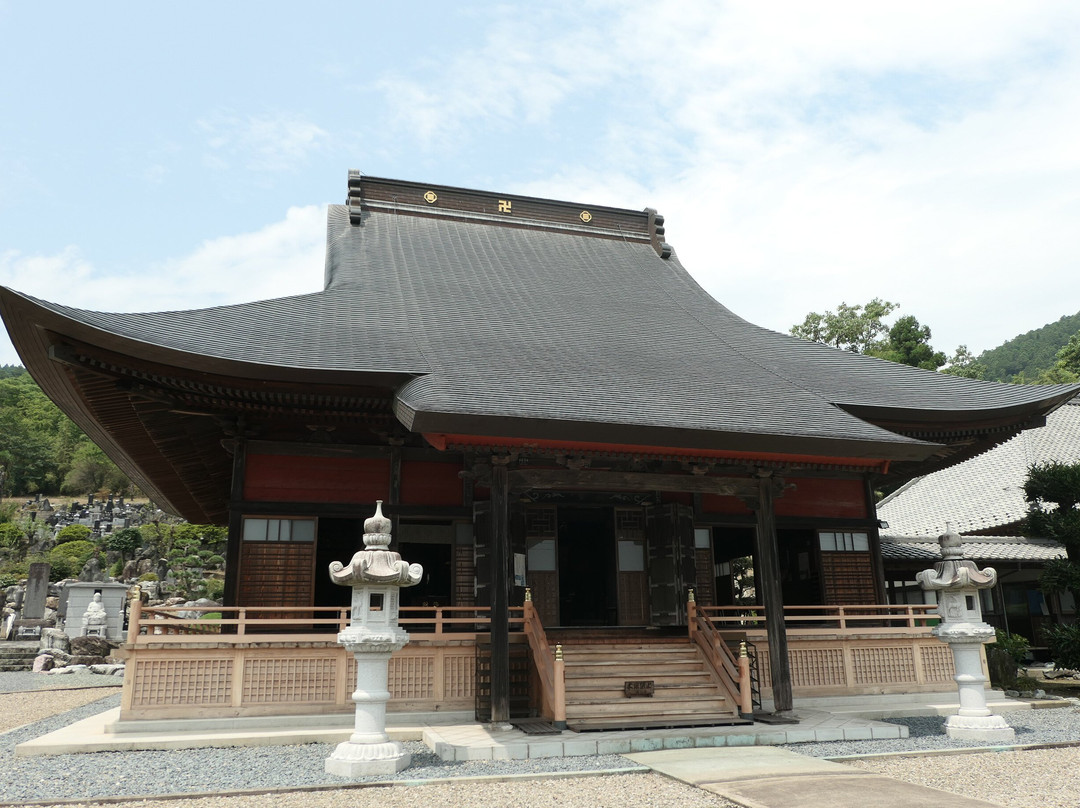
[323,502,422,778]
[918,525,1015,744]
[325,632,411,776]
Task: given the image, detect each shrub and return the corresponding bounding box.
[54,524,92,545]
[1044,623,1080,671]
[103,527,142,560]
[1014,675,1041,693]
[203,578,225,601]
[0,523,25,548]
[989,629,1030,664]
[138,572,158,582]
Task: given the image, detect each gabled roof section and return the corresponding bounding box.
[3,172,1079,521]
[878,397,1080,537]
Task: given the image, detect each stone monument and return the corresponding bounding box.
[324,501,423,777]
[917,524,1015,742]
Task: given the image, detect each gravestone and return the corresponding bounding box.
[23,563,49,619]
[14,562,51,639]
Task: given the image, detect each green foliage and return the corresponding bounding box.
[1025,461,1080,620]
[141,520,227,599]
[138,572,159,582]
[0,367,137,498]
[0,522,26,549]
[49,539,97,562]
[977,310,1080,382]
[940,345,987,380]
[61,442,132,496]
[872,315,947,370]
[1013,675,1041,693]
[0,558,30,588]
[203,578,225,601]
[790,298,898,353]
[54,523,93,545]
[45,539,97,580]
[1044,623,1080,671]
[989,628,1031,665]
[103,527,142,560]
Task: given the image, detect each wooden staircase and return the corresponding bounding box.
[557,636,751,731]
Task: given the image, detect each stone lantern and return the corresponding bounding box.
[324,501,423,777]
[916,524,1015,743]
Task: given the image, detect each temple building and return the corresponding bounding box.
[3,172,1078,728]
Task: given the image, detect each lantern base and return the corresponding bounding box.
[325,740,411,777]
[944,714,1016,743]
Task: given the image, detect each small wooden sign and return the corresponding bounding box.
[624,680,654,698]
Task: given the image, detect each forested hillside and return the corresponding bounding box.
[0,366,134,498]
[978,311,1080,382]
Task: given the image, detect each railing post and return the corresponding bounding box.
[738,641,753,717]
[687,589,696,640]
[238,607,246,637]
[553,643,566,730]
[435,607,443,637]
[127,592,142,642]
[839,606,846,631]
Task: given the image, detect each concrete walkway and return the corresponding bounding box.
[626,746,1006,807]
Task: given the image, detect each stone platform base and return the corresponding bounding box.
[324,740,411,777]
[944,714,1016,743]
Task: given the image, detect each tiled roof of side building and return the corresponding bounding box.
[877,397,1080,536]
[880,536,1066,563]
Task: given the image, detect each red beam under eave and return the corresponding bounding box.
[422,433,891,474]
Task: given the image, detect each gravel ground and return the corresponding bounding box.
[0,672,736,806]
[4,668,1080,808]
[782,703,1080,757]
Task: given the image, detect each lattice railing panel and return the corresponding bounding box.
[920,644,956,682]
[790,647,845,687]
[443,654,475,699]
[389,655,434,699]
[130,658,233,706]
[853,646,916,684]
[242,657,337,703]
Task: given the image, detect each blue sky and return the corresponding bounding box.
[3,2,1080,367]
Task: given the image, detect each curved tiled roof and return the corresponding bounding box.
[879,398,1080,536]
[4,177,1079,465]
[880,536,1065,563]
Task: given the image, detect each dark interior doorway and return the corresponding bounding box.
[314,518,364,608]
[557,507,616,626]
[397,542,452,607]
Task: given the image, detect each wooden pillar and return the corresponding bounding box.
[490,456,511,724]
[865,476,887,603]
[223,438,246,608]
[753,474,793,714]
[389,440,403,538]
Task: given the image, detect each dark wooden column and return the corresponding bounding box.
[489,456,511,724]
[223,437,247,608]
[389,440,403,538]
[865,476,888,603]
[753,473,793,714]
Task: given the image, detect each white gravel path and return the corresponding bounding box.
[24,773,741,808]
[847,747,1080,808]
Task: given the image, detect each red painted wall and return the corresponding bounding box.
[244,454,390,503]
[400,461,464,506]
[701,478,866,519]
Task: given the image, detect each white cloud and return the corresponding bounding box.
[196,112,328,172]
[0,205,327,365]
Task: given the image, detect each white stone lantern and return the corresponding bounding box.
[324,501,423,777]
[916,524,1015,743]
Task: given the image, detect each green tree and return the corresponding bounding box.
[61,443,131,496]
[103,527,143,563]
[941,345,987,380]
[791,298,898,353]
[874,315,947,370]
[1025,461,1080,668]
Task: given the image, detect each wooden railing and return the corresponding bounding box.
[522,589,566,729]
[127,600,524,645]
[701,603,939,634]
[687,596,753,717]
